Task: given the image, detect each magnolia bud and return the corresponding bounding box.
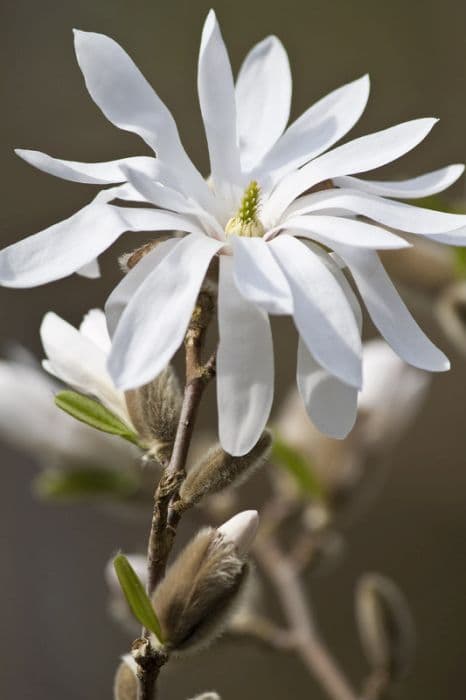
[152,511,258,653]
[114,657,137,700]
[179,432,272,510]
[355,573,415,681]
[125,365,182,462]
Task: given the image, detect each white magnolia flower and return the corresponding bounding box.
[2,11,466,455]
[40,308,133,428]
[0,354,135,469]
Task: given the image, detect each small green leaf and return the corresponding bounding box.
[55,391,140,445]
[113,554,163,642]
[34,467,139,501]
[272,436,325,501]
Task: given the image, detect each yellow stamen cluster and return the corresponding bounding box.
[225,181,265,238]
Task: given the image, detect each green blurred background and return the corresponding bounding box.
[1,0,465,698]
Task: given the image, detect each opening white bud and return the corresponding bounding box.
[217,510,259,558]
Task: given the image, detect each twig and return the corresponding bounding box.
[254,536,359,700]
[136,288,216,699]
[360,668,391,700]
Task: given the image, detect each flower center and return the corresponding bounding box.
[225,181,265,238]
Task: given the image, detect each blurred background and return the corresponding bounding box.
[1,0,465,698]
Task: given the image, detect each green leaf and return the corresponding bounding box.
[113,554,163,642]
[272,436,325,501]
[34,467,139,501]
[55,391,140,445]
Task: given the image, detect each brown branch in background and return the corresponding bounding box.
[254,535,359,700]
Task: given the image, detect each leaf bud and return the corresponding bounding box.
[178,431,272,510]
[125,365,182,463]
[355,573,415,682]
[151,511,258,653]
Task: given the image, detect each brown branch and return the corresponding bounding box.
[254,536,359,700]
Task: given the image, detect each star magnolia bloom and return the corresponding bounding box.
[40,308,133,428]
[2,11,466,455]
[0,351,135,469]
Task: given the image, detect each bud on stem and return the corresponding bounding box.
[178,431,272,511]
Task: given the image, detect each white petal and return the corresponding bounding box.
[288,188,466,234]
[15,149,159,185]
[334,163,465,199]
[265,118,438,223]
[236,36,291,171]
[108,234,223,390]
[110,206,207,236]
[256,75,370,187]
[198,11,242,201]
[0,187,127,288]
[297,339,358,439]
[427,226,466,246]
[122,166,224,240]
[73,30,210,206]
[79,309,112,353]
[337,246,450,372]
[217,256,274,456]
[40,312,129,422]
[77,258,101,278]
[105,238,182,336]
[231,236,293,314]
[217,510,259,556]
[269,235,362,388]
[278,214,411,249]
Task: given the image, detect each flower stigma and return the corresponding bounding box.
[225,181,265,238]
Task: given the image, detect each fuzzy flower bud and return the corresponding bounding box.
[114,656,137,700]
[178,431,272,510]
[355,573,415,682]
[151,511,258,653]
[125,365,182,462]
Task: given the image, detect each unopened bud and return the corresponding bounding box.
[179,432,272,510]
[435,281,466,357]
[355,573,415,681]
[125,365,182,462]
[151,511,258,653]
[114,657,137,700]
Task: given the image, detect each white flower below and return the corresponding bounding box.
[1,10,465,455]
[0,352,135,469]
[40,308,133,427]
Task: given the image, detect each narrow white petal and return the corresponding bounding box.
[269,235,362,388]
[231,236,293,314]
[122,166,224,239]
[337,246,450,372]
[77,258,101,278]
[217,256,274,456]
[108,234,222,390]
[105,238,182,336]
[334,164,465,199]
[110,206,207,236]
[278,214,410,249]
[79,309,112,353]
[297,339,358,439]
[265,118,438,223]
[288,188,466,234]
[198,11,242,200]
[40,312,128,421]
[428,226,466,246]
[73,30,211,205]
[256,75,370,187]
[0,186,127,288]
[15,149,159,185]
[236,36,291,171]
